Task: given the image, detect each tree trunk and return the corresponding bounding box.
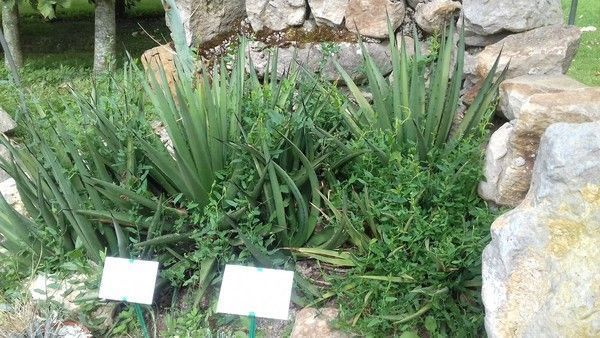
[2,0,23,69]
[94,0,116,73]
[568,0,578,25]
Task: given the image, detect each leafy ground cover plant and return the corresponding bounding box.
[142,44,361,312]
[302,138,497,336]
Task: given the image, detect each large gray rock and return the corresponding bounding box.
[141,44,177,94]
[482,121,600,337]
[345,0,406,39]
[247,41,392,82]
[478,122,513,206]
[499,75,589,120]
[395,34,430,57]
[308,0,349,27]
[479,87,600,207]
[462,30,510,47]
[0,108,16,134]
[168,0,246,46]
[406,0,425,9]
[470,25,581,82]
[414,0,461,33]
[246,0,307,31]
[463,0,563,46]
[0,178,24,215]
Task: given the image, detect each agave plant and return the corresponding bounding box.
[137,52,245,209]
[0,64,185,268]
[292,19,507,261]
[0,121,111,263]
[230,62,357,251]
[336,19,507,161]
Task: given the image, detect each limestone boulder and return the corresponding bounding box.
[462,30,509,48]
[395,34,430,57]
[247,41,392,82]
[302,18,318,33]
[414,0,461,33]
[482,121,600,337]
[56,323,93,338]
[470,25,581,82]
[462,0,563,46]
[291,307,349,338]
[168,0,246,46]
[499,75,589,120]
[151,121,174,156]
[308,0,349,27]
[0,178,24,215]
[463,49,479,77]
[345,0,406,39]
[246,0,307,31]
[478,122,513,206]
[0,108,16,134]
[479,87,600,207]
[141,44,177,93]
[406,0,425,9]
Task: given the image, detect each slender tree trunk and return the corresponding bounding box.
[94,0,116,73]
[568,0,578,26]
[2,0,23,69]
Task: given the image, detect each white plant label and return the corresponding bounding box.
[98,257,159,305]
[216,265,294,320]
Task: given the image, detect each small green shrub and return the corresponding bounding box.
[321,136,495,336]
[163,307,212,337]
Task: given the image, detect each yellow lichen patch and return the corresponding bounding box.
[500,250,550,336]
[547,218,584,257]
[581,184,600,208]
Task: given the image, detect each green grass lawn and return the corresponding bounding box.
[0,0,169,119]
[562,0,600,86]
[18,0,169,64]
[19,0,165,19]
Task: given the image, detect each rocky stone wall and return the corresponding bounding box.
[166,0,247,46]
[165,0,578,97]
[164,0,579,110]
[170,0,566,47]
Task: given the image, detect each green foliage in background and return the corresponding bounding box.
[19,0,163,18]
[24,0,72,19]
